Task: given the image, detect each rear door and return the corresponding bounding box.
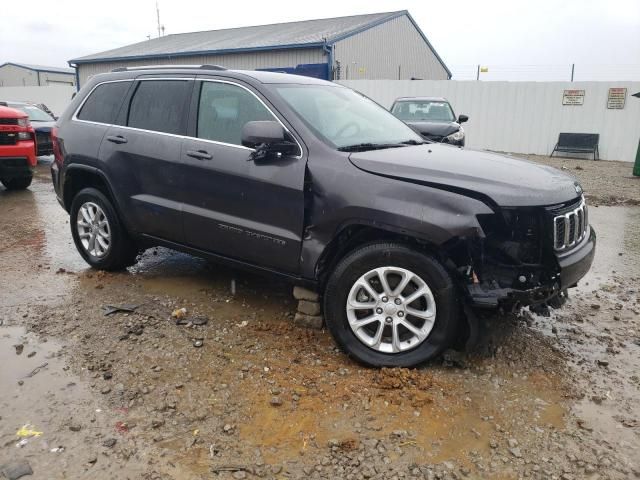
[67,80,133,171]
[180,78,307,273]
[99,76,194,242]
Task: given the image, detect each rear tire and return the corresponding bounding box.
[323,242,459,367]
[1,174,32,190]
[70,187,138,271]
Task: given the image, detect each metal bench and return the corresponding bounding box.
[551,133,599,160]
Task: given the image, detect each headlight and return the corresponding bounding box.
[17,118,29,127]
[17,132,32,140]
[446,127,465,142]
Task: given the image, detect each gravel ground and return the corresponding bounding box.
[0,163,639,480]
[515,154,640,206]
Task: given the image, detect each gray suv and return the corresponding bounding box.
[51,65,595,367]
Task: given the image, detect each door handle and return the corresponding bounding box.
[186,149,213,160]
[106,135,128,144]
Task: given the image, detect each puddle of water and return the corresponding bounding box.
[577,206,640,293]
[132,248,292,298]
[573,396,639,458]
[0,165,87,308]
[0,326,84,449]
[0,324,153,478]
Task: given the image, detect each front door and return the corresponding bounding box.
[181,79,306,273]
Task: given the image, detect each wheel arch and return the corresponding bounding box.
[63,165,119,212]
[313,221,455,290]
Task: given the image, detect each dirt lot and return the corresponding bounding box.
[1,160,639,480]
[517,154,640,206]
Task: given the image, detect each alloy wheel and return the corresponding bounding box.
[77,202,111,258]
[346,266,436,353]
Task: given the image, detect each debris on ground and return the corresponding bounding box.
[171,307,187,319]
[102,304,140,316]
[191,316,208,326]
[15,425,43,438]
[102,438,117,448]
[25,363,48,378]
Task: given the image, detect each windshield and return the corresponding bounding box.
[11,104,54,122]
[275,85,423,149]
[391,100,455,122]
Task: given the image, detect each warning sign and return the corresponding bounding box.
[562,90,585,106]
[607,88,627,109]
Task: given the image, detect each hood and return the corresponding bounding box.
[349,144,581,207]
[406,121,460,138]
[30,121,55,132]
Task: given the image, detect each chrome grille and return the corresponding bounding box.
[553,198,588,251]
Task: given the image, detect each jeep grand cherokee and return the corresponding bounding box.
[51,66,595,367]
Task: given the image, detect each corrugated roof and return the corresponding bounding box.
[0,62,75,74]
[70,11,406,63]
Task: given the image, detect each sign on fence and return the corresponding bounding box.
[607,88,627,109]
[562,89,585,105]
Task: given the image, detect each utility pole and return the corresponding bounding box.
[570,64,575,82]
[476,65,480,81]
[156,2,162,38]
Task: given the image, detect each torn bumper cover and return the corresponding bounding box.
[467,226,596,309]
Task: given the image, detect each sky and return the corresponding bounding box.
[1,0,639,80]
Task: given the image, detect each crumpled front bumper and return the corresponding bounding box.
[467,227,596,309]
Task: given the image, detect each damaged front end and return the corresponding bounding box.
[448,199,592,311]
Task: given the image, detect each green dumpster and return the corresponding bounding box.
[634,92,640,177]
[635,138,640,177]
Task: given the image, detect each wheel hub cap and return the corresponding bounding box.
[384,303,398,316]
[77,202,111,258]
[346,266,436,354]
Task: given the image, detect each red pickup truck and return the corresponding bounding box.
[0,106,36,190]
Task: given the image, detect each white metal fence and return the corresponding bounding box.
[338,80,640,162]
[2,82,639,162]
[0,85,75,117]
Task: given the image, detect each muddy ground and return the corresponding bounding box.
[1,159,639,480]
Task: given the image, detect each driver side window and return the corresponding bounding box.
[197,82,276,146]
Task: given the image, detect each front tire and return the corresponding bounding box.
[324,242,459,367]
[1,174,33,190]
[70,187,138,271]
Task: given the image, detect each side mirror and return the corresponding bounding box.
[242,120,284,148]
[457,114,469,124]
[242,121,298,160]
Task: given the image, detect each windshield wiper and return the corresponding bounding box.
[400,139,429,145]
[337,143,408,152]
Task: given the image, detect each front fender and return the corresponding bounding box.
[299,165,494,280]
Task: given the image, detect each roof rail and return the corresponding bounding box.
[111,64,227,72]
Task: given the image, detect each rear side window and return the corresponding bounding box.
[77,82,130,124]
[127,80,191,135]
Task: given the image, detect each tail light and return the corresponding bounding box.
[52,126,63,166]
